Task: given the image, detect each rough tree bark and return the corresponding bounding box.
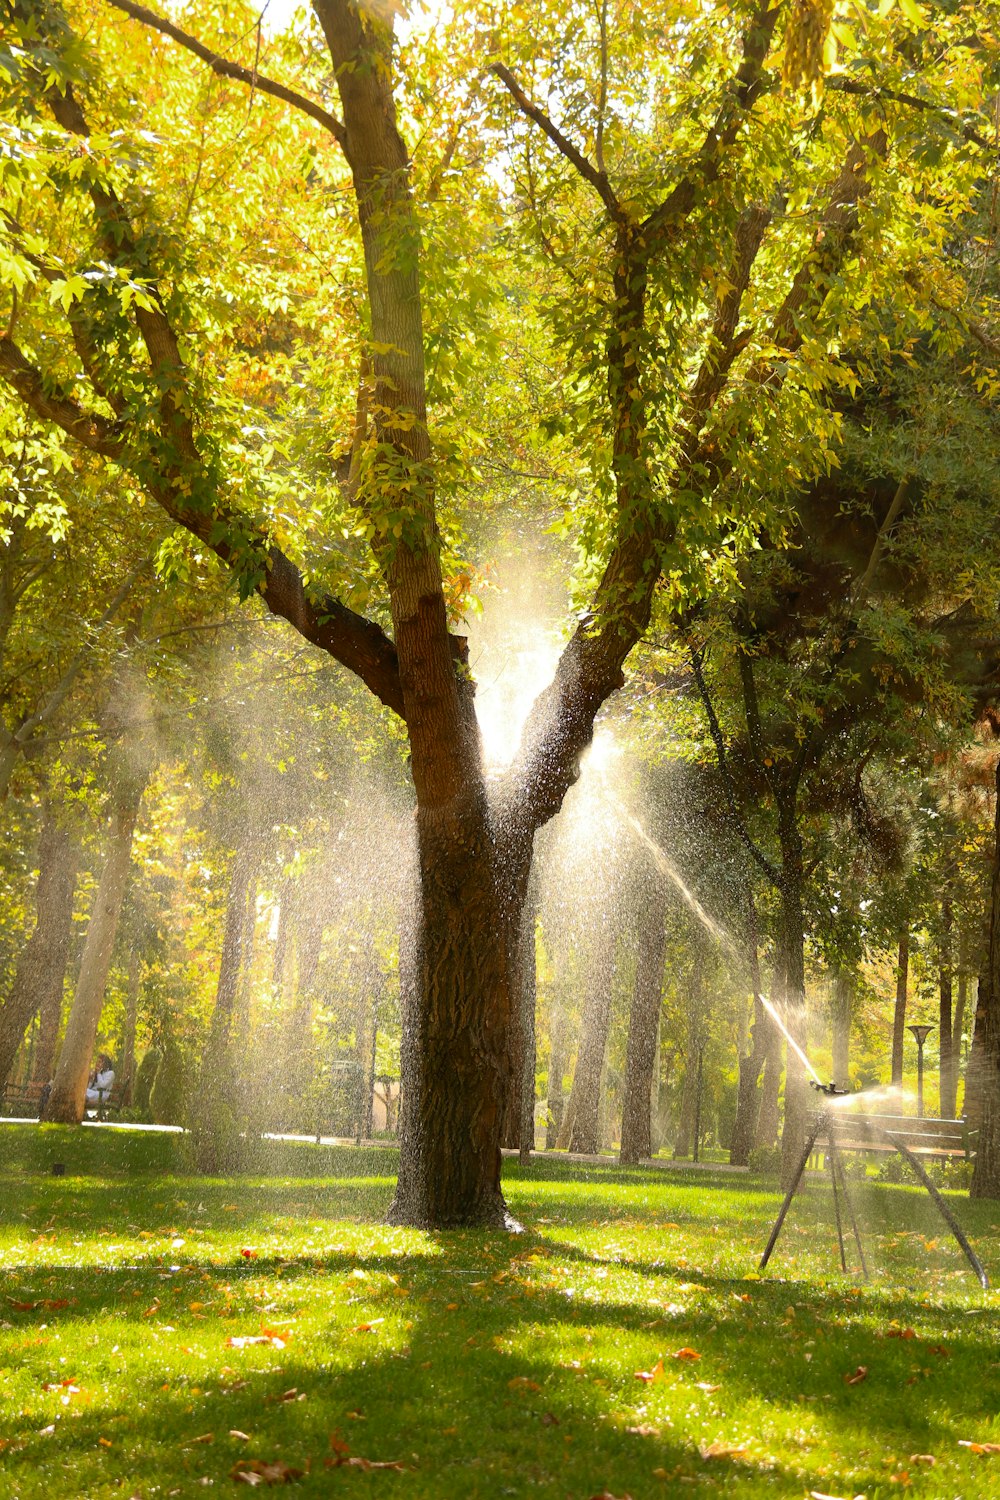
[971,758,1000,1198]
[939,898,956,1117]
[0,808,79,1089]
[43,758,149,1123]
[619,872,667,1164]
[891,930,909,1087]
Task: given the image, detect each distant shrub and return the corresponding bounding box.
[133,1049,161,1117]
[150,1044,187,1127]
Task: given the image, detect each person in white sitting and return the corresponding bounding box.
[85,1054,115,1106]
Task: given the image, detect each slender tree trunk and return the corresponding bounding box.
[0,808,79,1089]
[831,968,852,1090]
[620,872,667,1164]
[546,1001,568,1150]
[120,945,141,1105]
[939,898,955,1117]
[673,1042,699,1159]
[967,956,989,1132]
[206,838,259,1063]
[731,890,768,1165]
[971,759,1000,1197]
[954,971,969,1114]
[43,765,149,1123]
[756,1022,782,1147]
[777,805,808,1191]
[566,928,615,1155]
[891,931,909,1087]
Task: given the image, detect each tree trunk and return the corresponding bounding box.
[206,838,259,1061]
[777,807,808,1190]
[673,1042,699,1159]
[939,898,955,1117]
[0,808,79,1089]
[731,892,768,1165]
[971,758,1000,1197]
[954,971,969,1114]
[43,765,148,1123]
[546,1001,568,1150]
[620,872,667,1164]
[967,952,989,1132]
[565,927,615,1155]
[891,930,909,1087]
[831,968,852,1090]
[756,1023,782,1147]
[120,945,141,1105]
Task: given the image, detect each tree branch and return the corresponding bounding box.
[689,643,781,886]
[639,0,779,251]
[826,75,996,154]
[103,0,348,148]
[490,62,624,223]
[0,336,126,458]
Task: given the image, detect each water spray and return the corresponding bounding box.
[593,760,989,1289]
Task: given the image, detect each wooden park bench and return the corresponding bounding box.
[1,1080,45,1117]
[810,1112,977,1169]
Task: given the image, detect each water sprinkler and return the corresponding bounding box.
[809,1080,851,1096]
[759,1092,988,1289]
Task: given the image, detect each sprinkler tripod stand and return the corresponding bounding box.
[759,1083,989,1289]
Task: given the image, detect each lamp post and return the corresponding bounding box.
[908,1024,935,1117]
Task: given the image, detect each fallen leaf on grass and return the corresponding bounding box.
[626,1424,658,1437]
[240,1249,258,1261]
[98,1437,112,1448]
[673,1347,701,1361]
[508,1376,541,1392]
[959,1440,1000,1454]
[843,1366,868,1385]
[694,1382,721,1393]
[587,1491,633,1500]
[634,1359,665,1384]
[229,1431,251,1442]
[186,1434,214,1446]
[699,1441,747,1460]
[265,1390,305,1405]
[886,1327,916,1340]
[352,1319,384,1334]
[230,1458,303,1486]
[7,1300,37,1312]
[38,1424,56,1437]
[909,1455,935,1466]
[143,1301,161,1319]
[324,1433,406,1473]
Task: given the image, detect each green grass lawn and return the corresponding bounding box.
[2,1126,1000,1499]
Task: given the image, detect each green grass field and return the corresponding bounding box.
[1,1125,999,1499]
